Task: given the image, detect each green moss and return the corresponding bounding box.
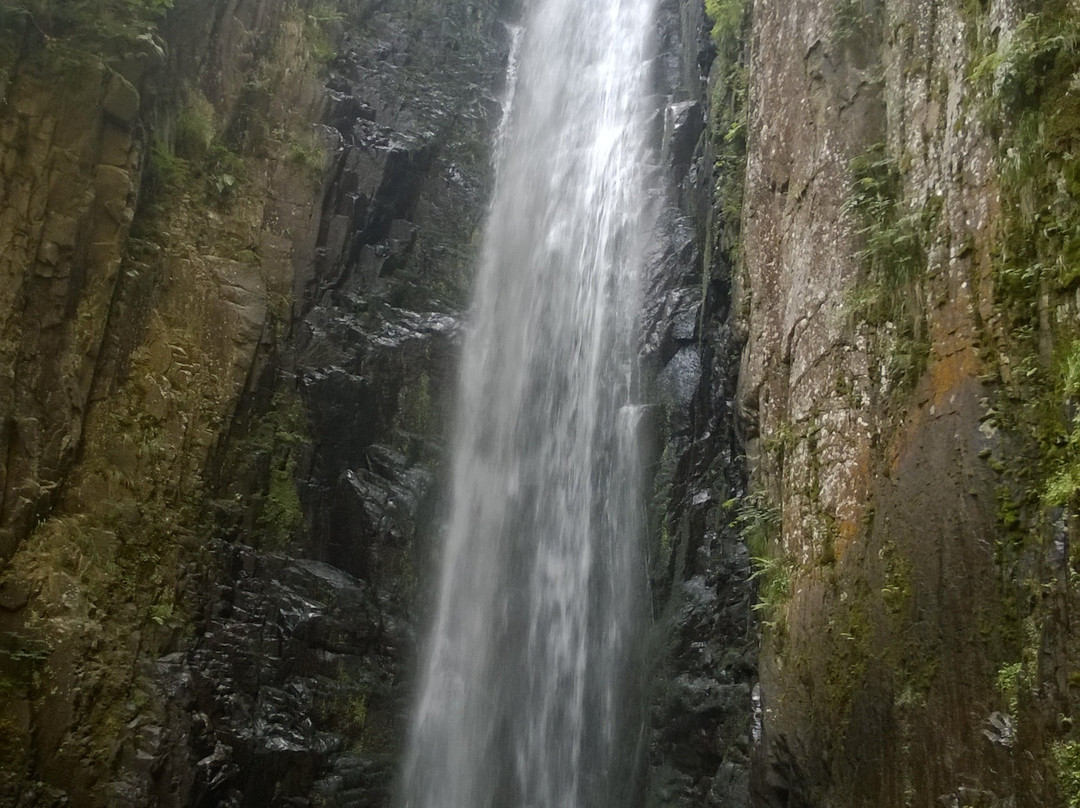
[1054,738,1080,807]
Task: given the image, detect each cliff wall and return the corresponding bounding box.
[0,0,512,805]
[4,0,1078,806]
[731,0,1080,805]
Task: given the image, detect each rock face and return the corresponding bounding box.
[6,0,1079,806]
[735,0,1080,805]
[642,2,757,806]
[177,4,515,805]
[0,0,512,804]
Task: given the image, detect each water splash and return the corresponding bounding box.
[402,0,658,805]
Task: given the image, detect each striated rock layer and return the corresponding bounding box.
[9,0,1080,805]
[0,0,751,805]
[737,0,1080,805]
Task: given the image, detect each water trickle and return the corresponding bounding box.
[402,0,658,806]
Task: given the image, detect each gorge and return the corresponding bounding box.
[0,0,1077,807]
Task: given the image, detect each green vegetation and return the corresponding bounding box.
[228,390,311,550]
[287,129,327,183]
[1054,738,1080,808]
[844,145,935,328]
[704,0,746,52]
[1044,340,1080,506]
[175,93,217,160]
[728,493,790,627]
[995,660,1025,717]
[705,0,749,262]
[968,2,1080,518]
[302,1,344,65]
[0,0,172,54]
[262,459,305,548]
[142,94,247,211]
[749,552,793,629]
[832,0,870,45]
[843,143,936,392]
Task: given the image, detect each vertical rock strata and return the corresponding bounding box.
[737,0,1080,805]
[0,0,512,805]
[3,0,1079,805]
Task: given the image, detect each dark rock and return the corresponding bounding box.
[665,101,705,170]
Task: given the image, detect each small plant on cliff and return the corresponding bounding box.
[843,143,937,393]
[302,1,343,64]
[832,0,870,46]
[1043,340,1080,507]
[728,493,790,627]
[729,491,780,557]
[844,144,932,326]
[750,553,793,629]
[970,11,1080,116]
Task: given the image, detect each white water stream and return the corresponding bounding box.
[402,1,658,805]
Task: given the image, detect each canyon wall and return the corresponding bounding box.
[2,0,1079,806]
[733,0,1080,805]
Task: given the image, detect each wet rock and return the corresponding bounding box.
[665,101,705,170]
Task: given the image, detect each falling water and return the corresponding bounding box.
[402,0,657,806]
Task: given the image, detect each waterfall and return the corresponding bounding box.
[401,0,658,806]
